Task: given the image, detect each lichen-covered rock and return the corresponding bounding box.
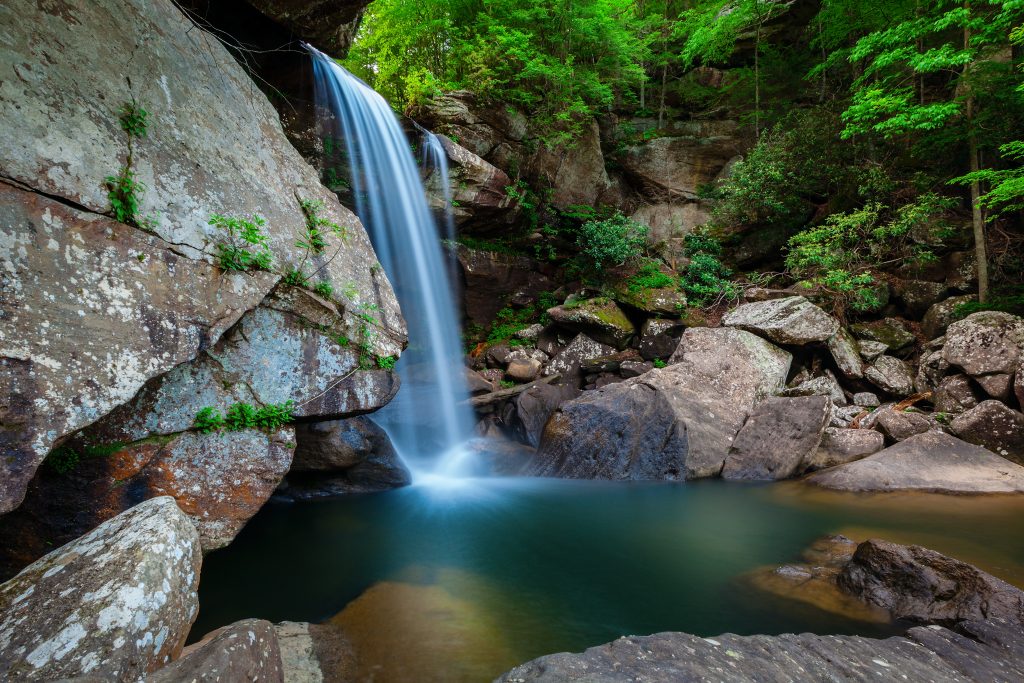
[546,298,636,349]
[530,328,790,480]
[0,497,200,681]
[619,123,741,202]
[934,375,983,414]
[851,318,916,351]
[721,396,831,480]
[149,618,283,683]
[544,334,616,384]
[922,295,976,340]
[808,430,1024,493]
[894,280,949,318]
[943,311,1024,377]
[0,0,405,512]
[612,285,687,316]
[950,400,1024,465]
[858,340,888,361]
[827,328,864,379]
[865,355,915,397]
[853,392,880,408]
[722,296,839,346]
[915,349,951,394]
[802,428,885,472]
[874,406,931,443]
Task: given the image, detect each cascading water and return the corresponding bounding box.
[306,44,476,477]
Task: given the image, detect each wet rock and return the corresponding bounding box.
[430,136,518,233]
[875,407,931,442]
[827,328,864,379]
[506,358,542,383]
[851,318,916,351]
[285,418,410,498]
[853,392,880,408]
[934,375,982,414]
[465,369,495,395]
[865,355,915,397]
[544,334,616,384]
[808,430,1024,493]
[943,311,1024,377]
[839,539,1024,626]
[950,401,1024,465]
[895,280,949,318]
[722,296,839,346]
[781,371,848,406]
[546,298,636,349]
[858,340,888,361]
[0,497,200,681]
[531,328,790,480]
[637,318,683,361]
[803,428,885,472]
[722,396,831,480]
[922,295,976,340]
[150,618,283,683]
[508,383,582,448]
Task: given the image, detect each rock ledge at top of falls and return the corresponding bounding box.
[496,539,1024,683]
[0,0,405,514]
[528,327,791,480]
[806,430,1024,494]
[243,0,372,55]
[0,497,201,682]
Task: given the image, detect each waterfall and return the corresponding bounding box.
[306,45,476,476]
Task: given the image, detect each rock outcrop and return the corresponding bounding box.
[0,0,407,518]
[722,296,839,346]
[0,497,201,681]
[530,328,790,480]
[243,0,371,55]
[807,430,1024,493]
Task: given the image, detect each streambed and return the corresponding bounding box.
[192,477,1024,681]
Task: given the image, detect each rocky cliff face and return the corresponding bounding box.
[0,0,405,561]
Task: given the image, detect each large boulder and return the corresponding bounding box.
[427,133,519,233]
[0,497,201,681]
[922,295,976,340]
[839,539,1024,626]
[530,328,791,480]
[722,296,839,346]
[950,400,1024,465]
[943,311,1024,378]
[864,355,915,397]
[721,396,831,480]
[807,430,1024,494]
[933,374,983,415]
[0,0,405,513]
[826,328,865,379]
[874,406,931,443]
[851,318,916,351]
[544,334,616,384]
[507,383,582,448]
[149,618,283,683]
[546,298,637,349]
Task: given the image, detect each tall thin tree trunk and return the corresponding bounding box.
[964,3,988,302]
[754,26,761,139]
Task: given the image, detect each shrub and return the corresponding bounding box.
[210,213,274,271]
[577,212,647,272]
[679,232,737,307]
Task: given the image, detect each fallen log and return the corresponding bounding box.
[464,374,561,407]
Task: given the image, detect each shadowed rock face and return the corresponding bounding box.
[0,0,406,515]
[244,0,371,55]
[497,539,1024,683]
[0,497,201,682]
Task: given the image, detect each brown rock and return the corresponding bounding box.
[875,407,931,442]
[506,358,542,383]
[150,619,283,683]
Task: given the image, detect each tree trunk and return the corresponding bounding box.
[967,96,989,303]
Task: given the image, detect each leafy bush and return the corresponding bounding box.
[679,232,737,307]
[785,193,955,312]
[106,167,145,224]
[577,212,647,273]
[210,213,274,271]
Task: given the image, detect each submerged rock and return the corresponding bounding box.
[0,497,200,681]
[149,619,283,683]
[807,430,1024,494]
[530,328,790,480]
[722,396,831,480]
[722,296,839,346]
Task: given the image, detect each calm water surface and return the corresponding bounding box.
[193,477,1024,681]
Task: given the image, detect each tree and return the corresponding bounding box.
[839,0,1024,302]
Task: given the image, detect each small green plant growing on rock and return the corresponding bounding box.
[377,355,398,370]
[106,99,150,226]
[314,280,334,299]
[284,198,352,296]
[193,401,295,433]
[210,213,274,271]
[653,358,668,369]
[46,446,80,474]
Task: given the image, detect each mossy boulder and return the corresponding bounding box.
[546,298,637,349]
